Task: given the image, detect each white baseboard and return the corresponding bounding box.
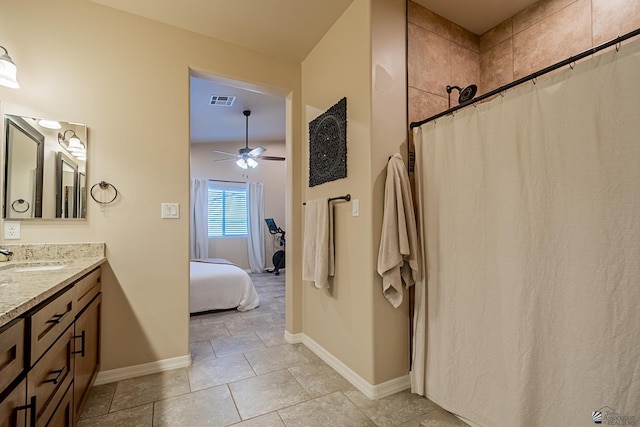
[94,354,192,386]
[284,330,304,344]
[284,330,409,400]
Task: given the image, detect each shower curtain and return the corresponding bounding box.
[412,40,640,426]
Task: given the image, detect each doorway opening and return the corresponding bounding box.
[187,69,290,319]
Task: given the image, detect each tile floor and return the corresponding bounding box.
[79,273,468,426]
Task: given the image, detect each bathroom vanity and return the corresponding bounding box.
[0,244,105,426]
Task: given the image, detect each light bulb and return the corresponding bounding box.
[236,158,248,169]
[38,119,61,129]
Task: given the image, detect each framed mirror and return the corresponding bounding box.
[3,115,88,220]
[3,115,44,218]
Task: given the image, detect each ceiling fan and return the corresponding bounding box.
[213,110,285,169]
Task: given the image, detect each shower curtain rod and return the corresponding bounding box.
[409,27,640,129]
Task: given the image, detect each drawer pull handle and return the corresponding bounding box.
[44,368,64,384]
[46,312,67,324]
[16,396,36,427]
[73,331,86,357]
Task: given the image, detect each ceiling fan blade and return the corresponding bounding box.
[259,155,286,161]
[213,158,238,162]
[211,149,239,157]
[247,147,266,157]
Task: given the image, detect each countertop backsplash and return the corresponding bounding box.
[0,243,105,261]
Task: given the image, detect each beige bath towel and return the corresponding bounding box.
[302,198,334,289]
[377,153,421,307]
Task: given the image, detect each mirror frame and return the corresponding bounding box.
[56,151,79,218]
[3,115,45,218]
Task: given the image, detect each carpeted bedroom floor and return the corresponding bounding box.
[78,272,467,426]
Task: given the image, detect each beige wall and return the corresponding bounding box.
[190,140,286,269]
[0,0,301,371]
[370,0,411,384]
[300,0,409,386]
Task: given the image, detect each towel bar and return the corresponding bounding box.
[303,194,351,205]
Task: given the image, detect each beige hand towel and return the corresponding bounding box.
[302,198,335,289]
[377,153,421,307]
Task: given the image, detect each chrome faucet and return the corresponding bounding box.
[0,248,13,261]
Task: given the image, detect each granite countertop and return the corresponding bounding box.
[0,256,106,328]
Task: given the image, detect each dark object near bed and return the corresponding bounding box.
[265,218,285,275]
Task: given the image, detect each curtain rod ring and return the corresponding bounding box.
[569,61,575,69]
[616,40,621,52]
[90,181,118,205]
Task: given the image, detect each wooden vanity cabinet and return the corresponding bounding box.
[0,266,101,427]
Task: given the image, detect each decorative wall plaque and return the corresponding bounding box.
[308,97,347,187]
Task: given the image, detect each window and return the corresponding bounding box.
[207,183,248,238]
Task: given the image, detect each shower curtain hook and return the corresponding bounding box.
[615,40,621,52]
[569,61,575,70]
[532,77,537,85]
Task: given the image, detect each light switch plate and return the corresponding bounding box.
[4,221,20,239]
[161,203,180,219]
[352,199,360,217]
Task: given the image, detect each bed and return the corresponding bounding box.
[189,258,260,313]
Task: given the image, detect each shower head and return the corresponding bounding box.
[446,84,478,105]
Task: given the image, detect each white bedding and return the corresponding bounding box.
[189,261,260,313]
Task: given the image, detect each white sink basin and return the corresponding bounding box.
[12,265,66,273]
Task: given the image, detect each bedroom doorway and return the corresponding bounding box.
[188,69,289,317]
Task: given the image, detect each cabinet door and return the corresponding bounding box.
[39,383,72,427]
[73,293,101,418]
[0,379,27,427]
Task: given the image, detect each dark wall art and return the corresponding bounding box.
[308,97,347,187]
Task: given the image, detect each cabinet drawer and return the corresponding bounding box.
[0,378,27,427]
[0,318,24,393]
[74,268,101,314]
[28,287,74,367]
[27,326,73,426]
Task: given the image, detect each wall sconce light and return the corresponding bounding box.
[58,129,86,158]
[38,119,61,129]
[0,46,20,89]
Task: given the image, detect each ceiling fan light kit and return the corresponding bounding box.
[212,109,285,168]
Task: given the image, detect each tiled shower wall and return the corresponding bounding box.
[408,0,640,126]
[407,2,480,125]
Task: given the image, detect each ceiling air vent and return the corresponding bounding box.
[209,95,236,106]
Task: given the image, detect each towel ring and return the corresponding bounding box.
[90,181,118,205]
[11,199,30,213]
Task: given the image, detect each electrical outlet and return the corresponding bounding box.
[4,221,20,239]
